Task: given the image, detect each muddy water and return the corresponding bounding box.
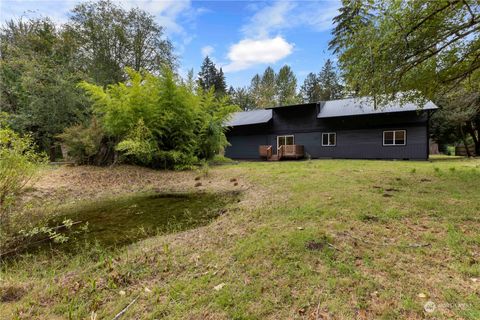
[11,192,239,257]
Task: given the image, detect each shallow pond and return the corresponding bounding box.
[7,191,239,258]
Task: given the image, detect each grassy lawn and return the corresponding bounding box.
[2,157,480,319]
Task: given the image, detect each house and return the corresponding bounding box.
[224,97,438,160]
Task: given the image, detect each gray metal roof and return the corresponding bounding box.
[225,109,272,127]
[317,97,438,118]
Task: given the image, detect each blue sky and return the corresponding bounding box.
[0,0,340,87]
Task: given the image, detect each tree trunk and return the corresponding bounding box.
[460,125,472,157]
[49,145,57,162]
[465,121,479,156]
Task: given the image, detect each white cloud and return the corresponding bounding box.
[201,45,214,57]
[120,0,193,35]
[223,36,294,72]
[222,0,340,73]
[0,0,80,25]
[241,0,340,38]
[298,1,341,32]
[241,1,295,38]
[1,0,198,36]
[0,0,202,62]
[119,0,206,57]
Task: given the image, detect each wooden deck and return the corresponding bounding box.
[259,145,304,161]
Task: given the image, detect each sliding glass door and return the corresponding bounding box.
[277,135,294,147]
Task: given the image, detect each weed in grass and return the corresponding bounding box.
[198,161,210,178]
[400,296,422,314]
[446,224,468,256]
[410,168,417,173]
[382,208,405,220]
[357,213,380,222]
[456,261,480,277]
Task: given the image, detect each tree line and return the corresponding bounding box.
[0,0,345,165]
[0,0,236,167]
[1,0,478,162]
[194,55,345,111]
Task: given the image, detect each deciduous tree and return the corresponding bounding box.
[68,0,175,86]
[0,18,89,160]
[330,0,479,102]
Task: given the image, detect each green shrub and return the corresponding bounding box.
[208,155,235,165]
[0,116,47,229]
[57,117,105,164]
[115,119,158,166]
[74,68,239,169]
[446,145,455,156]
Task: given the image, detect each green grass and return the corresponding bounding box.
[1,157,480,319]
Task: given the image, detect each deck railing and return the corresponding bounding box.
[259,145,272,158]
[266,145,272,159]
[259,144,304,160]
[278,145,285,160]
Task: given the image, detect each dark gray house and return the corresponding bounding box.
[224,97,438,160]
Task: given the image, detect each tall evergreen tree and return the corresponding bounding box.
[259,66,276,107]
[329,0,373,55]
[229,86,254,111]
[317,59,343,100]
[276,65,300,106]
[248,65,302,108]
[227,86,235,97]
[197,56,217,92]
[214,68,227,97]
[197,56,226,97]
[300,72,322,103]
[249,74,262,107]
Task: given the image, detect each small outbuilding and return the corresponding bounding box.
[225,97,438,160]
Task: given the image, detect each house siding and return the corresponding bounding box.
[225,104,431,160]
[225,134,268,159]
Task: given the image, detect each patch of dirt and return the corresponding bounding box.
[372,186,400,192]
[22,165,250,207]
[305,240,326,251]
[0,286,26,302]
[384,188,400,192]
[359,214,380,222]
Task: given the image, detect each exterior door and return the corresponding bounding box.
[277,135,294,148]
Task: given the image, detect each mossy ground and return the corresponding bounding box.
[2,156,480,319]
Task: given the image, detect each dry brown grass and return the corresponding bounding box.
[28,164,251,203]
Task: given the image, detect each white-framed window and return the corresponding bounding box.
[383,130,406,146]
[277,135,294,147]
[322,132,336,146]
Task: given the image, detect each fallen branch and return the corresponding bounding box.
[112,296,139,320]
[407,243,431,248]
[327,242,342,252]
